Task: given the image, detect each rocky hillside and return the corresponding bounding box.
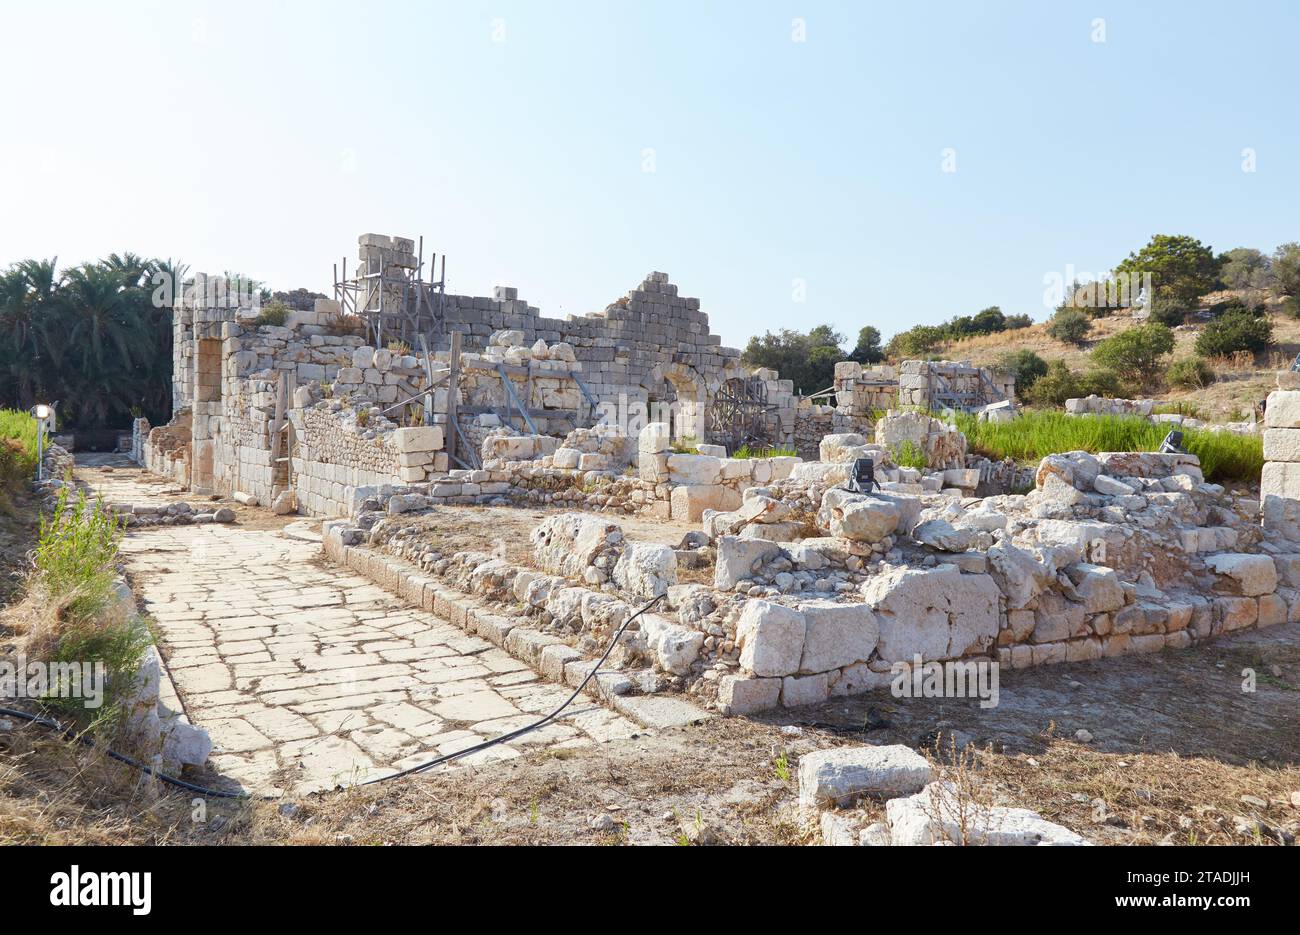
[934,293,1300,423]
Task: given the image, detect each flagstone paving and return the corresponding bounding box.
[77,457,640,795]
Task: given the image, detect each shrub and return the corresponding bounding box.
[1195,309,1273,358]
[1167,357,1216,389]
[1046,307,1091,345]
[1146,294,1189,327]
[35,488,124,624]
[1272,242,1300,298]
[1075,368,1123,398]
[1091,323,1175,386]
[1023,360,1077,407]
[953,410,1261,483]
[0,408,40,506]
[889,440,928,470]
[254,299,289,327]
[25,488,149,731]
[996,350,1048,393]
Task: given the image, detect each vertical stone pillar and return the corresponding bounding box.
[1261,371,1300,540]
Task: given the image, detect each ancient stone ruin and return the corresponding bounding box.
[129,232,1298,722]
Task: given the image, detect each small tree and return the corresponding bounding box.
[996,349,1048,394]
[885,324,944,359]
[1024,360,1077,407]
[1195,309,1273,358]
[849,326,884,364]
[1046,307,1091,345]
[1115,234,1218,307]
[1218,247,1273,291]
[1273,242,1300,298]
[1091,323,1175,386]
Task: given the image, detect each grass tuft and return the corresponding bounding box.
[954,410,1262,484]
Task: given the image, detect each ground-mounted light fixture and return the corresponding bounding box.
[30,403,55,481]
[847,456,876,494]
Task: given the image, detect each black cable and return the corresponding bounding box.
[0,705,252,799]
[0,593,666,800]
[359,592,664,784]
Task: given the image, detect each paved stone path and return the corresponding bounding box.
[78,457,640,794]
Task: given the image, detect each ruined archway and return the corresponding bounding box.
[663,363,705,442]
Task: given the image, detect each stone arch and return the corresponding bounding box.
[663,362,706,442]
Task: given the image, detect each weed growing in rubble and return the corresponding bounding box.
[773,752,791,782]
[254,299,288,327]
[35,488,123,624]
[0,408,40,507]
[954,410,1262,483]
[23,487,151,730]
[733,443,798,459]
[890,439,928,470]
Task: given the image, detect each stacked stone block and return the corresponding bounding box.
[1263,373,1300,539]
[896,360,1014,411]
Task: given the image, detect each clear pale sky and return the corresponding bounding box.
[1,1,1296,349]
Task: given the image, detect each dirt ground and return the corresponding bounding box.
[4,617,1297,845]
[2,454,1297,845]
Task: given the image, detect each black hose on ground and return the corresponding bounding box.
[0,593,665,800]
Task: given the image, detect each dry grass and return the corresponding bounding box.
[968,734,1300,845]
[936,300,1300,422]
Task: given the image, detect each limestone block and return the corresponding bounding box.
[552,447,581,469]
[781,673,830,707]
[799,600,878,673]
[638,422,671,454]
[717,674,781,715]
[942,468,980,489]
[737,599,806,677]
[886,782,1087,846]
[1205,553,1277,597]
[391,426,444,453]
[1265,390,1300,428]
[670,483,741,522]
[530,513,623,578]
[336,367,363,384]
[1264,428,1300,462]
[666,453,722,486]
[819,433,867,463]
[1262,461,1300,500]
[820,488,901,543]
[639,613,704,675]
[1065,563,1126,613]
[861,565,999,663]
[352,346,374,369]
[715,536,782,590]
[612,541,678,599]
[798,745,931,806]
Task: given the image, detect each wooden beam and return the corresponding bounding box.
[446,330,461,467]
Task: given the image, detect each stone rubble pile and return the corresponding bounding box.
[801,744,1087,846]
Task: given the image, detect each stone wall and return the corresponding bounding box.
[348,235,799,450]
[832,361,899,415]
[896,360,1015,411]
[1262,372,1300,539]
[718,448,1290,712]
